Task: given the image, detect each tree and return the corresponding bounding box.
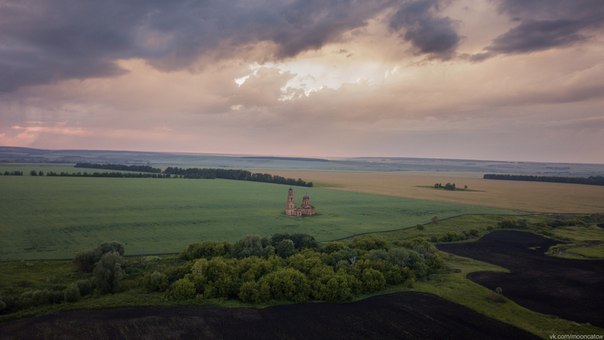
[275,239,295,258]
[73,250,100,272]
[93,251,125,294]
[234,235,265,258]
[258,268,310,303]
[360,268,385,292]
[238,281,260,303]
[169,278,196,300]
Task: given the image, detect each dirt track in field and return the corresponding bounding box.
[438,230,604,327]
[0,292,536,339]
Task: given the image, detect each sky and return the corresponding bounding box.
[0,0,603,163]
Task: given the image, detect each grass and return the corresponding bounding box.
[0,176,514,260]
[1,213,603,337]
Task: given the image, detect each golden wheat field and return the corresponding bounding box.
[267,170,604,213]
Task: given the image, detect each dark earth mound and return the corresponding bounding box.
[438,230,604,327]
[0,292,535,339]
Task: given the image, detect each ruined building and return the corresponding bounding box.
[285,187,317,216]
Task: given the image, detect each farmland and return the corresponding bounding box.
[267,170,604,213]
[0,175,513,260]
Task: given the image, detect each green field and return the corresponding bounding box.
[0,176,515,260]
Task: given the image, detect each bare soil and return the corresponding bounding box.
[438,230,604,326]
[0,292,535,339]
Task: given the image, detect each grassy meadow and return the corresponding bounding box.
[0,175,514,260]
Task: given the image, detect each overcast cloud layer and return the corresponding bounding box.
[1,0,603,163]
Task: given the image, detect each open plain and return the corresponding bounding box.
[268,170,604,213]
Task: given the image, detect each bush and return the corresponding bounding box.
[64,283,81,302]
[169,278,196,300]
[93,252,125,294]
[76,280,93,296]
[0,299,6,313]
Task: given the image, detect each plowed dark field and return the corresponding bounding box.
[438,230,604,326]
[0,292,535,339]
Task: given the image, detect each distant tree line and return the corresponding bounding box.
[0,171,23,176]
[163,167,313,187]
[483,174,604,186]
[75,162,162,173]
[45,171,171,178]
[69,163,313,187]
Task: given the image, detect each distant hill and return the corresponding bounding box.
[1,146,603,175]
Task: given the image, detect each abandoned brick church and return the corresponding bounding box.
[285,187,317,216]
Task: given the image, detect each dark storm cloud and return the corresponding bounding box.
[472,0,604,61]
[389,0,460,59]
[0,0,397,92]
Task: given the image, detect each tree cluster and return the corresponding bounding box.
[75,163,162,173]
[165,234,442,303]
[434,183,457,190]
[164,167,312,187]
[483,174,604,186]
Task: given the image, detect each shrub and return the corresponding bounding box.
[64,283,81,302]
[0,299,6,313]
[416,224,424,231]
[76,279,93,296]
[144,271,169,292]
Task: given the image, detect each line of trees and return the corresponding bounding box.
[75,163,162,173]
[70,163,313,187]
[46,171,171,178]
[0,171,23,176]
[483,174,604,186]
[164,167,313,187]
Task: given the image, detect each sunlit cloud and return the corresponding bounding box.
[0,0,602,163]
